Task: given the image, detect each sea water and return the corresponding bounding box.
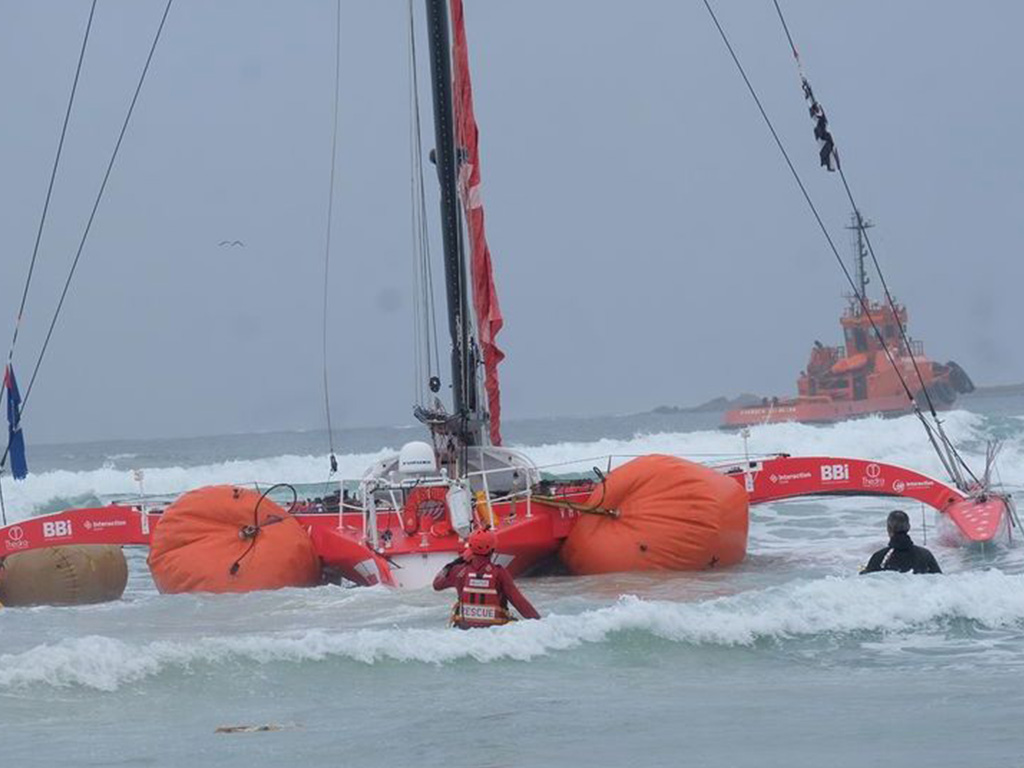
[2,398,1024,767]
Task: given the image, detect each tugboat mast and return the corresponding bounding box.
[845,211,873,314]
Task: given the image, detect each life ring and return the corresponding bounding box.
[402,486,449,536]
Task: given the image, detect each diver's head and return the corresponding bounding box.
[468,528,497,556]
[887,509,911,536]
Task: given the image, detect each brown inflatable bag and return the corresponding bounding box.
[0,545,128,606]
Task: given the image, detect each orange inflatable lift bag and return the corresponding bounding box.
[148,485,321,594]
[560,454,748,575]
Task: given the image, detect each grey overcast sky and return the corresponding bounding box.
[0,1,1021,444]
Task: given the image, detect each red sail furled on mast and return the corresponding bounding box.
[450,0,504,446]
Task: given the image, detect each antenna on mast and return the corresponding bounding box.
[844,211,872,314]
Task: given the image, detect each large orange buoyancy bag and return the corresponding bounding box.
[148,485,321,594]
[0,545,128,606]
[560,454,749,575]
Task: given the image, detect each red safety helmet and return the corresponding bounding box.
[468,528,496,556]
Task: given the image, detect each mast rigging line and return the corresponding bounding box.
[768,0,978,488]
[407,0,441,406]
[699,0,963,487]
[5,0,98,372]
[0,0,99,524]
[0,0,174,474]
[424,0,476,450]
[321,0,341,475]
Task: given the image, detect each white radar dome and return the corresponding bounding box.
[398,441,437,475]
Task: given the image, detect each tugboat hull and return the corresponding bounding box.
[723,393,930,428]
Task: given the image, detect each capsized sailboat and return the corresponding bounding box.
[0,1,1016,605]
[0,450,1012,595]
[304,0,592,588]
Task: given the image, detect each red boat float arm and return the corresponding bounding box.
[727,455,964,510]
[307,524,395,587]
[0,505,158,557]
[724,455,1010,544]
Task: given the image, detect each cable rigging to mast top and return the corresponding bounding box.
[0,0,174,521]
[0,0,99,524]
[700,0,976,491]
[407,0,443,411]
[320,0,342,478]
[767,0,978,489]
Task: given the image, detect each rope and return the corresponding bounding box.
[408,0,425,403]
[769,0,979,489]
[320,0,341,475]
[532,468,612,517]
[9,0,174,436]
[407,0,441,403]
[837,172,976,487]
[6,0,98,371]
[530,495,619,518]
[0,1,98,516]
[2,0,172,477]
[771,0,799,59]
[228,483,297,576]
[700,0,961,486]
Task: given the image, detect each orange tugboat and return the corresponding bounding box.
[723,214,973,428]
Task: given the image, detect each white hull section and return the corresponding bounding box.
[388,551,460,589]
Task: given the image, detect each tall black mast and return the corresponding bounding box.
[424,0,480,445]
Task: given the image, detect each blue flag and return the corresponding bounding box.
[4,364,28,480]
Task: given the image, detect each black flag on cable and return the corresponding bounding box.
[4,364,27,480]
[801,77,838,172]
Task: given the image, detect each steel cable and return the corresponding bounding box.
[700,0,961,485]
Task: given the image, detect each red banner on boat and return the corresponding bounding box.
[450,0,504,445]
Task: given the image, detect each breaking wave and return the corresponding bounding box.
[0,450,393,521]
[4,570,1024,691]
[5,408,1021,521]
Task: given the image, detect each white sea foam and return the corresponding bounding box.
[4,408,1020,521]
[1,449,394,522]
[520,410,990,477]
[4,570,1022,691]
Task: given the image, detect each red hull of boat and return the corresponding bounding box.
[297,490,588,589]
[0,457,1012,596]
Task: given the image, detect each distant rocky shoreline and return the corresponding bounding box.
[650,394,762,415]
[964,382,1024,398]
[650,382,1024,415]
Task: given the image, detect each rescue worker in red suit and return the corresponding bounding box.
[433,528,541,629]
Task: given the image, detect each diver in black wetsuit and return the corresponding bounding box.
[861,510,942,574]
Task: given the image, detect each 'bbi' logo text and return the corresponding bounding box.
[821,464,849,482]
[42,520,73,539]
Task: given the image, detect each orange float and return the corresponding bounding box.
[148,485,321,594]
[560,454,748,574]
